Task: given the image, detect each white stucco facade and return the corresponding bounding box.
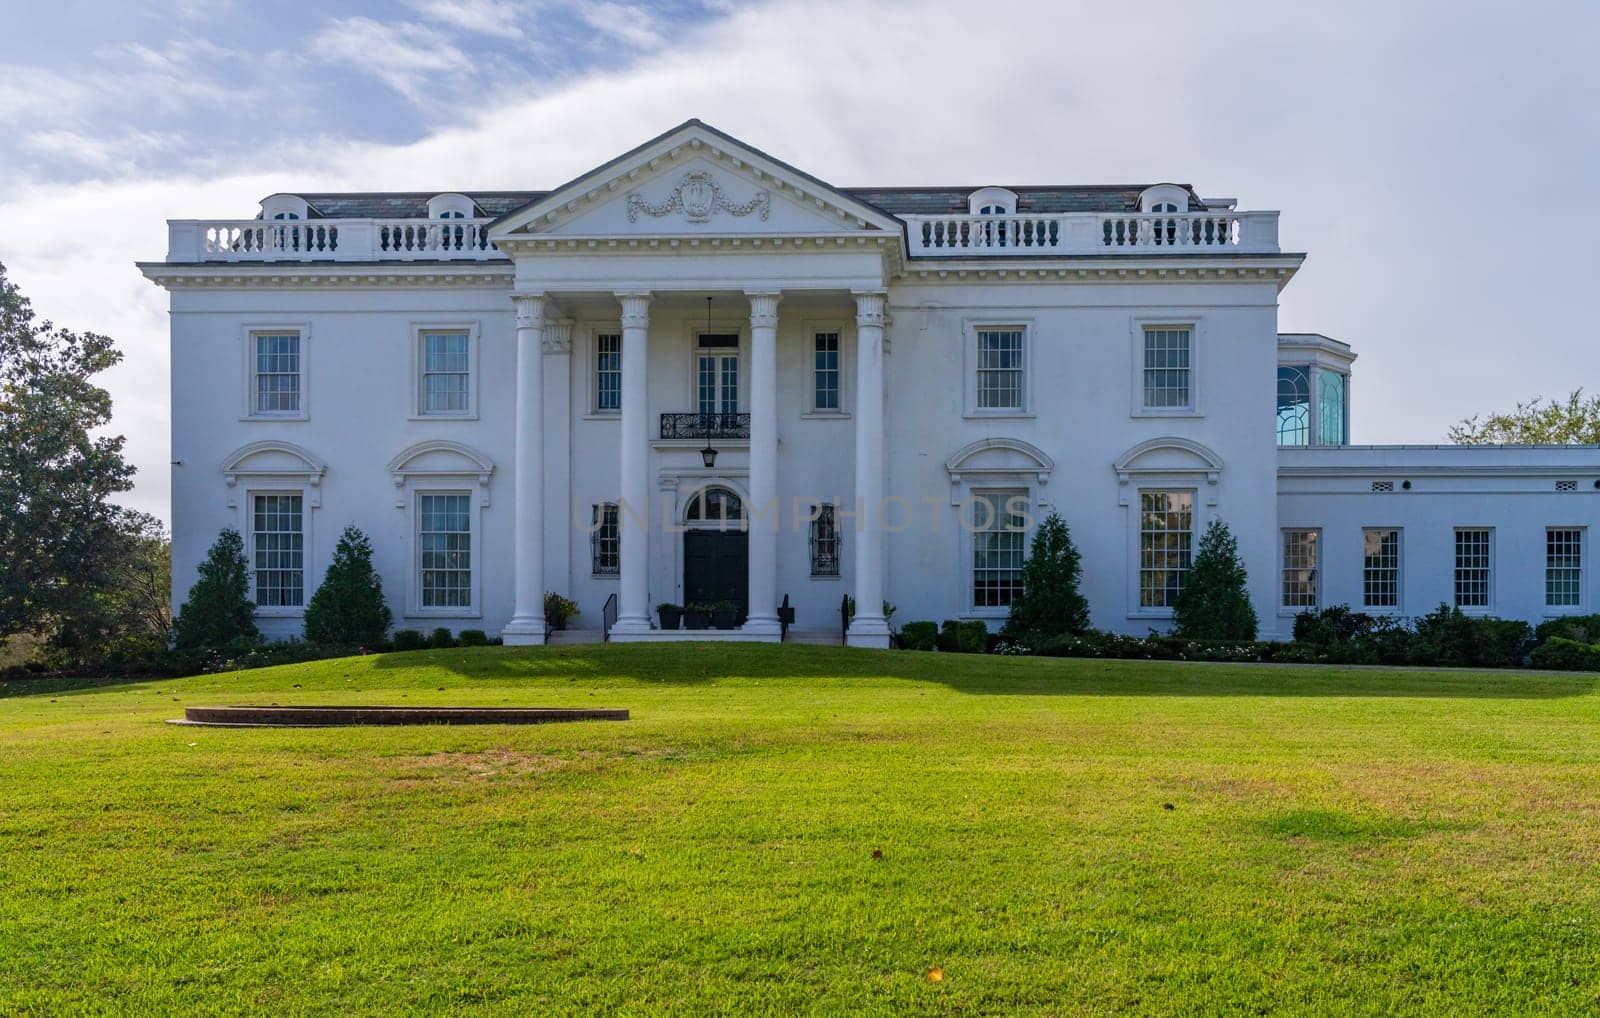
[143,120,1599,645]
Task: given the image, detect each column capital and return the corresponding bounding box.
[543,318,573,354]
[615,291,653,328]
[852,290,887,327]
[511,291,546,329]
[745,290,782,329]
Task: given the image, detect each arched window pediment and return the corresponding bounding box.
[1112,437,1224,505]
[387,440,495,507]
[945,437,1054,480]
[221,440,326,508]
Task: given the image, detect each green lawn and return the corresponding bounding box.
[3,645,1599,1015]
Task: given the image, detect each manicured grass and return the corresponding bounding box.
[3,645,1599,1015]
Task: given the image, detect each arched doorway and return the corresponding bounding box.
[682,486,747,616]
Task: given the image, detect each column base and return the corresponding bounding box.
[846,616,892,649]
[501,616,547,648]
[609,616,653,637]
[741,615,783,636]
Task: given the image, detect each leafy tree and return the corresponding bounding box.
[304,526,391,646]
[1172,519,1258,640]
[0,261,135,640]
[172,529,258,650]
[1002,510,1090,644]
[1449,389,1600,445]
[50,510,171,660]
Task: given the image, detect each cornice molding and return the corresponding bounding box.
[139,263,513,291]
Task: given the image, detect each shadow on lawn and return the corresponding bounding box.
[362,642,1600,700]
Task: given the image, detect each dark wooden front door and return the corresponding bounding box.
[684,530,748,612]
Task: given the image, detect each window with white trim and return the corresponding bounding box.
[419,331,471,415]
[810,504,840,577]
[975,328,1024,411]
[1138,491,1192,609]
[1142,327,1192,410]
[813,331,840,411]
[1454,528,1492,608]
[592,502,619,576]
[1362,528,1401,609]
[595,333,621,413]
[251,493,304,608]
[419,493,472,609]
[1546,528,1583,608]
[972,490,1027,608]
[252,332,301,415]
[1281,529,1320,609]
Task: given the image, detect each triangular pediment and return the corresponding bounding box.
[488,120,903,241]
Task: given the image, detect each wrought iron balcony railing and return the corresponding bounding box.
[659,412,751,440]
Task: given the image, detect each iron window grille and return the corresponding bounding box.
[592,503,620,576]
[810,504,840,577]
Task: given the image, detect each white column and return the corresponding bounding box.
[502,292,547,645]
[543,319,573,600]
[743,291,782,634]
[848,290,891,648]
[611,291,654,635]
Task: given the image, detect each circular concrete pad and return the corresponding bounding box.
[168,705,628,727]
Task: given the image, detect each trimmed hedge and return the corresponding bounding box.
[937,620,988,654]
[1530,637,1600,671]
[899,622,938,652]
[1535,614,1600,647]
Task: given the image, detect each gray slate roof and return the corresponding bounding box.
[289,184,1202,220]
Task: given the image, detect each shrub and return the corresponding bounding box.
[430,627,456,649]
[1529,637,1600,672]
[1172,519,1257,640]
[1408,604,1531,668]
[899,621,938,652]
[545,592,579,628]
[392,629,427,652]
[1002,511,1090,646]
[303,526,391,646]
[171,528,258,650]
[457,629,488,647]
[1535,613,1600,646]
[936,619,987,654]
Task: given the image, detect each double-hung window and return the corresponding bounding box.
[252,332,301,415]
[1138,491,1193,609]
[1142,327,1192,411]
[594,333,621,413]
[972,491,1027,608]
[1281,529,1320,610]
[251,493,304,608]
[697,334,739,417]
[975,328,1025,411]
[1454,528,1493,609]
[1362,528,1401,609]
[592,503,620,576]
[419,493,472,609]
[810,504,840,577]
[419,331,471,415]
[812,331,840,412]
[1546,528,1584,609]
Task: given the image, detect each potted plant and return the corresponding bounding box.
[683,602,711,630]
[656,602,683,630]
[711,600,740,630]
[544,592,579,631]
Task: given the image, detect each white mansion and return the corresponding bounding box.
[143,120,1598,646]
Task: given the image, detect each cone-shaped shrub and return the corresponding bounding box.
[304,525,391,646]
[1002,510,1090,645]
[1172,519,1258,640]
[172,528,258,649]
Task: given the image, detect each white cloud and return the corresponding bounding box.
[0,0,1596,521]
[402,0,527,38]
[577,1,666,49]
[308,17,473,102]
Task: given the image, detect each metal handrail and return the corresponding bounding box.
[602,593,618,642]
[778,594,793,641]
[659,412,751,439]
[840,594,851,646]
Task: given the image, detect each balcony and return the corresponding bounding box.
[660,413,751,440]
[167,218,502,262]
[901,211,1279,257]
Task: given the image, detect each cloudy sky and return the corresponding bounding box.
[1,0,1595,520]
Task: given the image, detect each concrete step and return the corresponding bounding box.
[782,628,846,646]
[546,628,606,645]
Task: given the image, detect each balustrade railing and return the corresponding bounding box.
[902,211,1278,257]
[169,218,500,262]
[659,412,751,440]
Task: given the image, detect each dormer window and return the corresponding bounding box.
[967,187,1017,215]
[427,193,476,219]
[1138,184,1189,214]
[259,194,309,221]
